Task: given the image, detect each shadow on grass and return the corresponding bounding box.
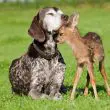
[61,85,106,96]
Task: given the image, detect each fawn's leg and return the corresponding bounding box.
[84,72,90,96]
[87,61,99,100]
[99,60,110,96]
[70,65,83,100]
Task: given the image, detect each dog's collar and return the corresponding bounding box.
[32,41,59,60]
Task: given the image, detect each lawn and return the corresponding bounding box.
[0,3,110,110]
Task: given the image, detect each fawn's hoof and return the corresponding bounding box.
[70,95,75,100]
[95,97,99,101]
[70,97,74,100]
[107,90,110,96]
[84,88,88,96]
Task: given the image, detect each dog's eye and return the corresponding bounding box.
[60,33,64,36]
[48,13,54,16]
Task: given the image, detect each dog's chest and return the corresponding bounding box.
[31,57,58,84]
[44,35,56,54]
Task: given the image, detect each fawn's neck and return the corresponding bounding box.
[65,28,89,60]
[66,29,83,49]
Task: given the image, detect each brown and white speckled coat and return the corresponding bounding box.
[9,7,68,100]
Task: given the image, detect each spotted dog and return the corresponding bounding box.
[9,7,68,100]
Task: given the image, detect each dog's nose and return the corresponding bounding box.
[61,14,68,21]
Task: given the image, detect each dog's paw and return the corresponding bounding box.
[28,90,41,99]
[53,93,62,100]
[41,94,50,99]
[49,93,62,100]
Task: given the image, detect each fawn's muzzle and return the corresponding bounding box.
[61,14,69,21]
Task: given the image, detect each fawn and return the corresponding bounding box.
[57,13,110,100]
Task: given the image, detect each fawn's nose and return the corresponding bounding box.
[61,14,69,21]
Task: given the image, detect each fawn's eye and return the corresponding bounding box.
[60,33,64,36]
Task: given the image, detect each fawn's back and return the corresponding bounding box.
[83,32,104,62]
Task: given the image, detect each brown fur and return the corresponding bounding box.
[57,14,110,100]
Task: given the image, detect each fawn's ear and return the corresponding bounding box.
[69,12,79,28]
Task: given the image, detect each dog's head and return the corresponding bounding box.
[28,7,68,42]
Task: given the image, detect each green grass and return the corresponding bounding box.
[0,3,110,110]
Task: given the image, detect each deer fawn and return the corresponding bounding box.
[57,13,110,100]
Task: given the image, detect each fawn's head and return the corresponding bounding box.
[57,13,79,43]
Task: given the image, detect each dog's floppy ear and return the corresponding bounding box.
[28,13,45,42]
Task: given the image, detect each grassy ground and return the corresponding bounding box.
[0,3,110,110]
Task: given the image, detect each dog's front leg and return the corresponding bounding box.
[28,70,46,99]
[49,62,66,100]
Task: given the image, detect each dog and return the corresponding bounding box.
[9,7,68,100]
[57,13,110,100]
